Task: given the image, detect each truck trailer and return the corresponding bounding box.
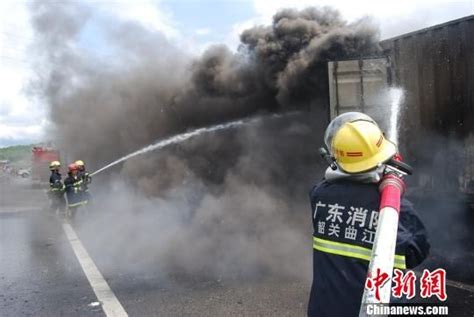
[322,15,474,203]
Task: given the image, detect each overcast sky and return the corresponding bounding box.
[0,0,472,147]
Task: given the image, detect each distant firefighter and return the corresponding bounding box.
[75,160,92,201]
[64,163,89,219]
[48,161,66,214]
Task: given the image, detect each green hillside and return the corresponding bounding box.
[0,145,32,166]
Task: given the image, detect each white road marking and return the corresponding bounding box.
[62,221,128,317]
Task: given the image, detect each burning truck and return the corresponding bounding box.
[317,15,474,208]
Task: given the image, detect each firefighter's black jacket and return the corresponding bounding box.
[64,174,88,207]
[77,170,91,188]
[49,171,64,194]
[308,179,430,317]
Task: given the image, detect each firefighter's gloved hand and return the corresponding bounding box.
[85,173,92,184]
[52,181,62,189]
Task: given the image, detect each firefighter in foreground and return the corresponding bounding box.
[308,113,430,317]
[64,163,89,219]
[48,161,66,214]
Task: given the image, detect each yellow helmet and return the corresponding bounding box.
[331,120,396,173]
[49,161,61,170]
[324,112,376,150]
[75,160,85,167]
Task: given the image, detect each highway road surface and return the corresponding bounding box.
[1,178,473,316]
[1,179,308,316]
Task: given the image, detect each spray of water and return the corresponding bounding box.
[91,113,292,177]
[388,88,404,144]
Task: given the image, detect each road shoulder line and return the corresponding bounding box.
[62,221,128,317]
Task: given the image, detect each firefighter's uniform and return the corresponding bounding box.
[77,170,92,200]
[49,170,66,212]
[64,174,88,209]
[308,112,430,317]
[75,160,92,202]
[308,180,430,316]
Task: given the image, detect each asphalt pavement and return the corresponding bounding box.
[1,178,474,316]
[1,179,309,316]
[1,180,103,316]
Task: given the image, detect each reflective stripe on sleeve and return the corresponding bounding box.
[313,236,406,269]
[68,200,89,208]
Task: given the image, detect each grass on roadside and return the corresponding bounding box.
[0,145,32,168]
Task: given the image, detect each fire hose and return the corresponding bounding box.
[358,157,413,316]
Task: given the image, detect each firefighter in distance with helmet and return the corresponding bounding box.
[48,160,66,214]
[64,162,89,218]
[75,160,92,202]
[308,112,430,317]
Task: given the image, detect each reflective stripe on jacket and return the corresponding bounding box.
[49,172,65,193]
[313,236,406,269]
[308,179,430,317]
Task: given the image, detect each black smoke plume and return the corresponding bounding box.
[29,2,380,169]
[29,1,380,279]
